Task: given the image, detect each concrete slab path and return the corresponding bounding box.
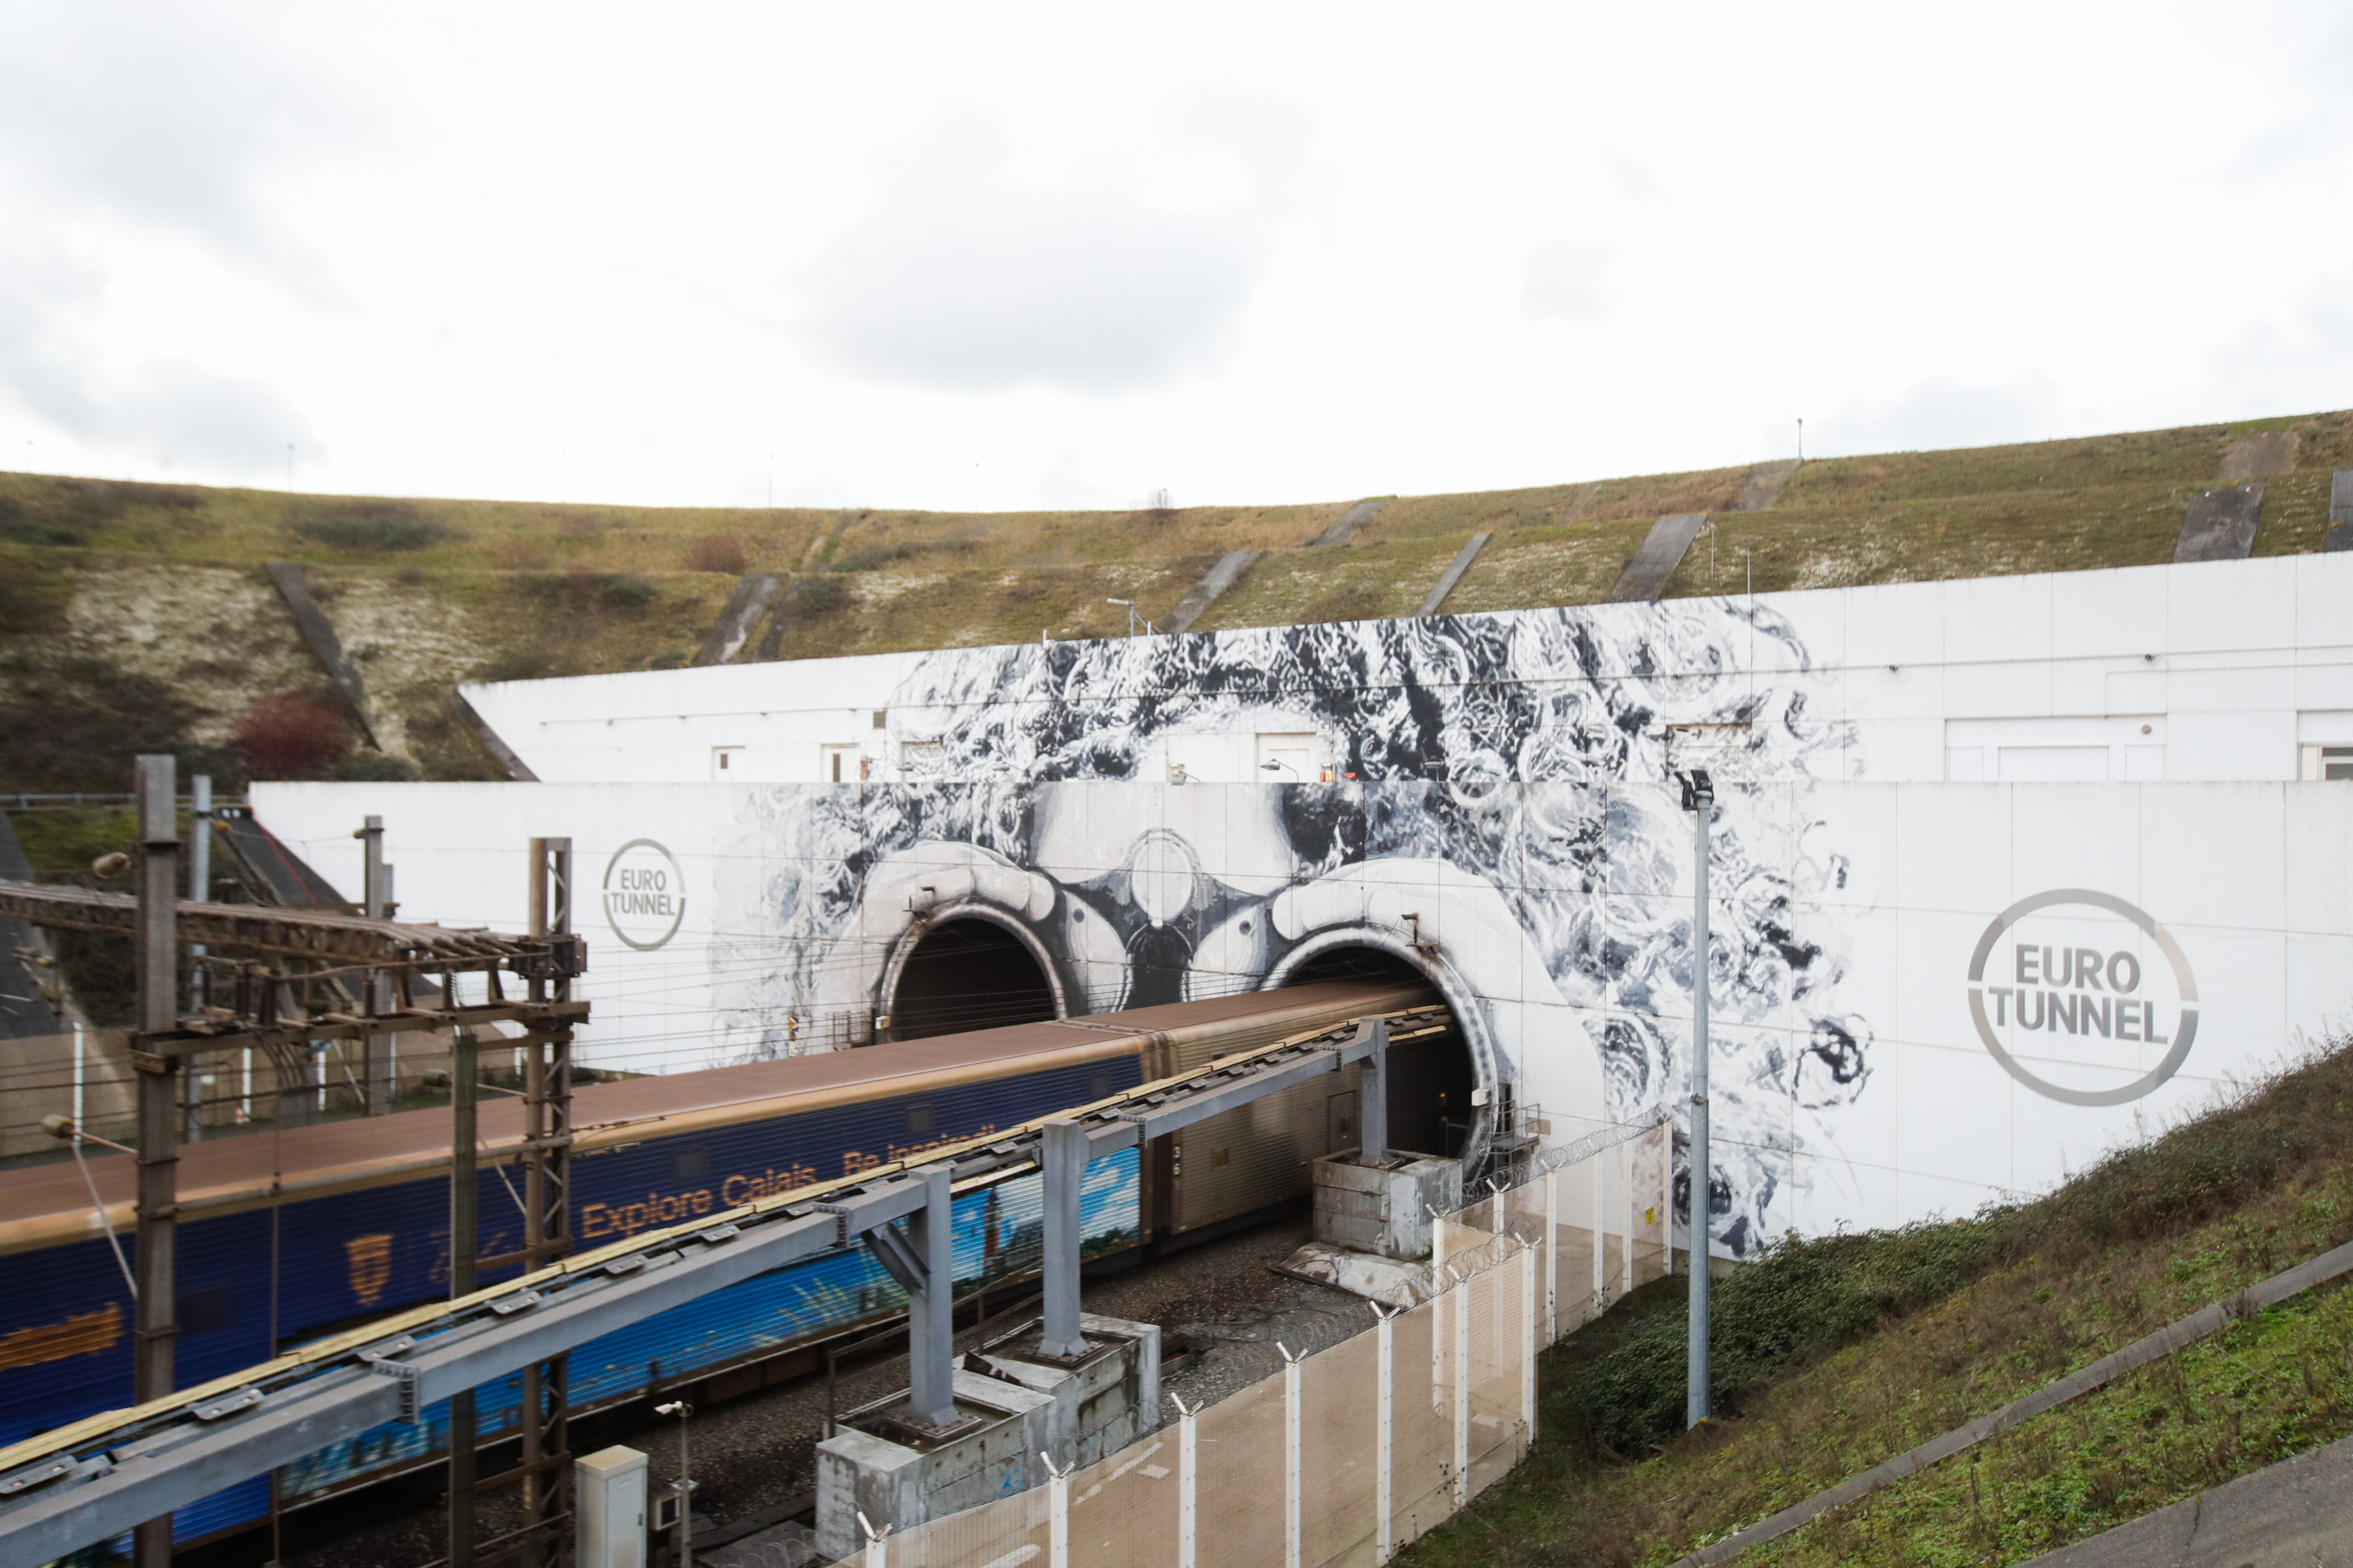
[2021,1432,2353,1567]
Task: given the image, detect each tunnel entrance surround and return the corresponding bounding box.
[1267,934,1490,1174]
[879,906,1068,1043]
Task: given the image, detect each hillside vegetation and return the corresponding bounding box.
[1401,1034,2353,1567]
[2,409,2348,790]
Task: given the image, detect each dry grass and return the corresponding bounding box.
[1191,539,1465,630]
[5,406,2351,782]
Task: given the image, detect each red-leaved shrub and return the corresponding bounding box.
[685,535,746,573]
[230,692,354,780]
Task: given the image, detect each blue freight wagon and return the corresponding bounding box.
[0,980,1421,1550]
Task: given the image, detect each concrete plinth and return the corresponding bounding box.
[1273,1239,1436,1307]
[972,1312,1161,1469]
[1311,1150,1460,1261]
[812,1313,1161,1561]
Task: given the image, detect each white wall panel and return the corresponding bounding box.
[2049,567,2167,661]
[252,777,2353,1260]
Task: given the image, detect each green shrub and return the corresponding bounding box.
[0,548,72,630]
[1569,1221,2009,1455]
[784,573,851,616]
[0,478,198,546]
[475,647,568,683]
[0,654,240,792]
[594,573,657,609]
[828,532,980,573]
[329,751,417,782]
[291,505,461,553]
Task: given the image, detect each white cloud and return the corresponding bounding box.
[0,4,364,298]
[0,245,313,469]
[796,92,1325,395]
[0,2,2347,506]
[1812,373,2065,459]
[1524,237,1619,323]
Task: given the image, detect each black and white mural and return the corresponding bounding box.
[710,602,1874,1257]
[263,563,2353,1250]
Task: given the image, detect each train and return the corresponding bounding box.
[0,976,1453,1553]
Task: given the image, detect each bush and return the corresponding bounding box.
[828,531,981,573]
[685,535,746,573]
[594,573,657,609]
[475,647,567,683]
[0,654,238,792]
[0,478,199,547]
[229,692,355,779]
[291,504,461,553]
[329,750,417,782]
[1568,1222,2007,1455]
[546,569,656,613]
[784,573,851,616]
[0,548,72,632]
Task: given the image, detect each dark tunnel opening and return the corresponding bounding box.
[1281,945,1479,1161]
[885,918,1060,1042]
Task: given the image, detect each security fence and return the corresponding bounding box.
[848,1112,1675,1568]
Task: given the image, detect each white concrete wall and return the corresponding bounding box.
[461,554,2353,788]
[253,778,2353,1256]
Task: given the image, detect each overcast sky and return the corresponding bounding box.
[2,2,2348,512]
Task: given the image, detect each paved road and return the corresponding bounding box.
[2024,1432,2353,1567]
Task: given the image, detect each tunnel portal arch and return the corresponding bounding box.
[1268,935,1492,1173]
[878,908,1066,1043]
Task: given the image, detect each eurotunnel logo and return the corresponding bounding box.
[604,838,687,951]
[1966,889,2198,1107]
[345,1233,394,1307]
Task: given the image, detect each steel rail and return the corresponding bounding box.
[0,1003,1449,1567]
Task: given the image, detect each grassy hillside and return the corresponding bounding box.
[1,408,2347,790]
[1401,1035,2353,1567]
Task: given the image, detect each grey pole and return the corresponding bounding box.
[1038,1119,1091,1358]
[1684,768,1714,1429]
[1358,1016,1389,1166]
[358,816,391,1115]
[131,755,180,1568]
[449,1025,478,1568]
[905,1165,958,1427]
[655,1400,695,1568]
[184,776,209,1142]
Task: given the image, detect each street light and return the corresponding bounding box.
[1680,767,1714,1428]
[655,1400,695,1568]
[1106,598,1146,638]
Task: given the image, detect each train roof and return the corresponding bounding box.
[0,978,1434,1255]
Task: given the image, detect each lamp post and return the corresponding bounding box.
[1681,766,1714,1428]
[1106,598,1145,637]
[656,1400,694,1568]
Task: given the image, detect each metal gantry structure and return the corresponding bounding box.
[0,758,586,1568]
[0,979,1446,1568]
